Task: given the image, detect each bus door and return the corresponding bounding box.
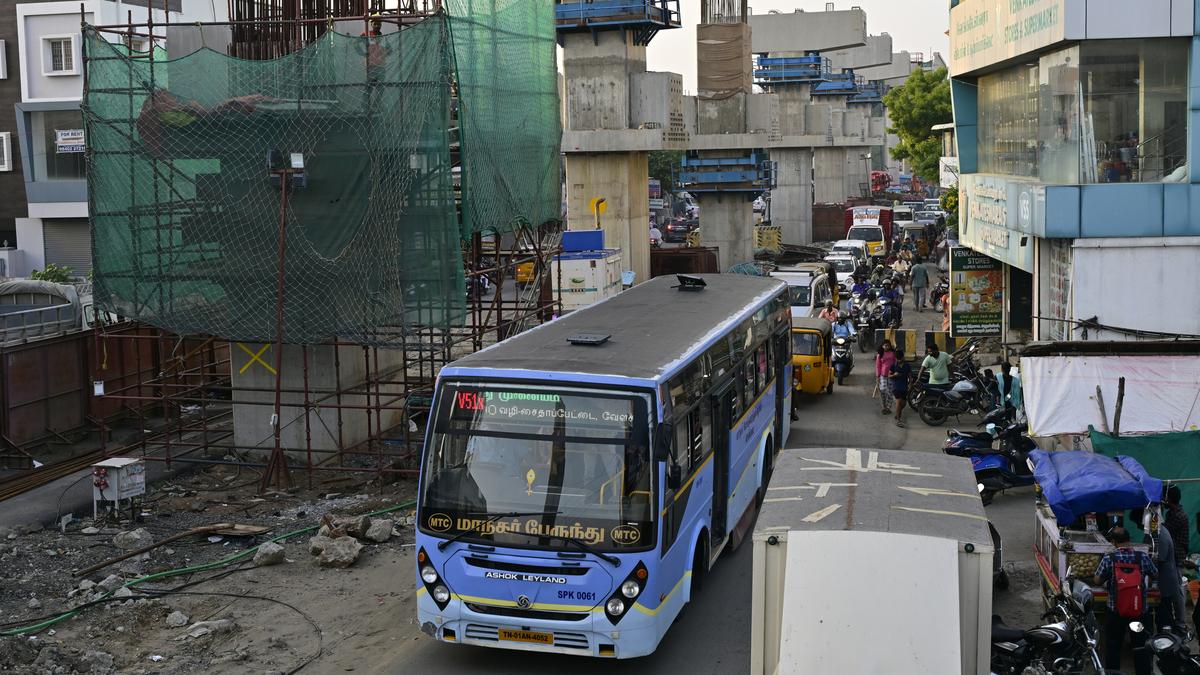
[773,328,790,448]
[710,383,735,543]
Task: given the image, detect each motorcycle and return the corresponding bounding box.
[851,294,878,353]
[878,296,902,329]
[1133,622,1200,674]
[917,379,990,426]
[929,275,950,311]
[831,335,854,386]
[990,571,1112,675]
[907,342,995,411]
[943,407,1025,455]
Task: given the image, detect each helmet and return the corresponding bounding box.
[867,290,877,300]
[875,264,884,272]
[883,279,893,286]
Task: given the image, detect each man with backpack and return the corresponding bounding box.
[1095,526,1157,675]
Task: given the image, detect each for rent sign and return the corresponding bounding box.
[950,0,1067,76]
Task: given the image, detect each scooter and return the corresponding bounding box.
[831,335,854,386]
[878,297,903,328]
[1132,622,1200,674]
[943,407,1019,455]
[971,438,1037,505]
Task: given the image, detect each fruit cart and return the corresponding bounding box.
[1029,450,1164,606]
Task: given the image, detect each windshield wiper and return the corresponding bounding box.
[436,510,560,551]
[548,534,621,567]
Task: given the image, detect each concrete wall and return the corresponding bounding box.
[697,194,753,270]
[772,148,813,244]
[823,34,894,70]
[561,31,647,131]
[1070,236,1200,339]
[857,51,916,83]
[813,147,869,203]
[748,8,867,54]
[564,152,650,283]
[630,71,686,141]
[20,11,91,101]
[232,344,405,460]
[696,94,747,135]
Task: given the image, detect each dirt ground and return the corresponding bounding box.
[0,464,420,674]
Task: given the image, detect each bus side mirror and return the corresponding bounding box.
[667,463,682,490]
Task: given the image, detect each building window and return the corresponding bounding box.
[976,39,1189,184]
[30,109,86,181]
[43,36,78,76]
[0,132,11,172]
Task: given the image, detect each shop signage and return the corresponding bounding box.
[959,175,1038,273]
[950,0,1067,76]
[55,129,85,153]
[949,247,1004,337]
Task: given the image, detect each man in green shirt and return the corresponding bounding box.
[919,344,952,386]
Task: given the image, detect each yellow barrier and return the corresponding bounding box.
[754,225,783,253]
[872,329,970,360]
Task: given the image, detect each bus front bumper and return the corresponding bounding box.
[417,593,658,658]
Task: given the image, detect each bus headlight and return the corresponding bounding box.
[606,598,626,616]
[433,585,451,604]
[421,565,439,584]
[621,580,640,598]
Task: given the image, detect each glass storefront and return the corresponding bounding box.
[977,38,1189,184]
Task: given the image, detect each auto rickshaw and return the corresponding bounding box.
[791,317,834,395]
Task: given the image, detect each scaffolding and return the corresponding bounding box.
[3,0,565,495]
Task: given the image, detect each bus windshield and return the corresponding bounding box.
[419,384,654,552]
[847,226,882,242]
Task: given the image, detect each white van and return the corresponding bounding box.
[773,269,832,319]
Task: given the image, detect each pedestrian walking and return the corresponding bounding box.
[910,256,930,311]
[1095,527,1157,675]
[889,349,913,427]
[996,362,1024,418]
[875,340,896,415]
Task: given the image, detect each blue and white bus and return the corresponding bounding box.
[415,274,792,658]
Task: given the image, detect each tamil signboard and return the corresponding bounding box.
[949,247,1003,337]
[55,129,85,153]
[950,0,1067,76]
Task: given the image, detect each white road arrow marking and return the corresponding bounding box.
[801,504,842,523]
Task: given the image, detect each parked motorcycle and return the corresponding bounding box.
[1133,622,1200,674]
[990,572,1112,675]
[918,379,991,426]
[943,407,1028,456]
[907,342,995,411]
[831,335,854,386]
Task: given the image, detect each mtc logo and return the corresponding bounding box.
[455,391,485,411]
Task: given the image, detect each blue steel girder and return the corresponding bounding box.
[555,0,681,46]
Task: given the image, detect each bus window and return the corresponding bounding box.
[707,335,733,379]
[757,346,769,388]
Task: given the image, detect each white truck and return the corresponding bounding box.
[751,447,993,675]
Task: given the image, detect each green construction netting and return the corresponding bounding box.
[446,0,562,234]
[83,3,560,346]
[1091,427,1200,553]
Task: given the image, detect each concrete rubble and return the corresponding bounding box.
[253,541,287,566]
[111,528,154,551]
[317,536,363,568]
[165,610,189,627]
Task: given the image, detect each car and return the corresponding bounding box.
[773,269,833,319]
[823,254,857,278]
[830,239,870,267]
[915,210,941,225]
[662,218,698,243]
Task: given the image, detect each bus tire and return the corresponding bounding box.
[690,533,709,598]
[757,438,774,508]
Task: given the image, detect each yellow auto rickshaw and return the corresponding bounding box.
[791,317,834,395]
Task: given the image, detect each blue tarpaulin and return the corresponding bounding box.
[1030,450,1163,524]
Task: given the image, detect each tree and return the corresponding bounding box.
[940,184,959,237]
[29,263,75,283]
[648,150,682,191]
[882,67,952,184]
